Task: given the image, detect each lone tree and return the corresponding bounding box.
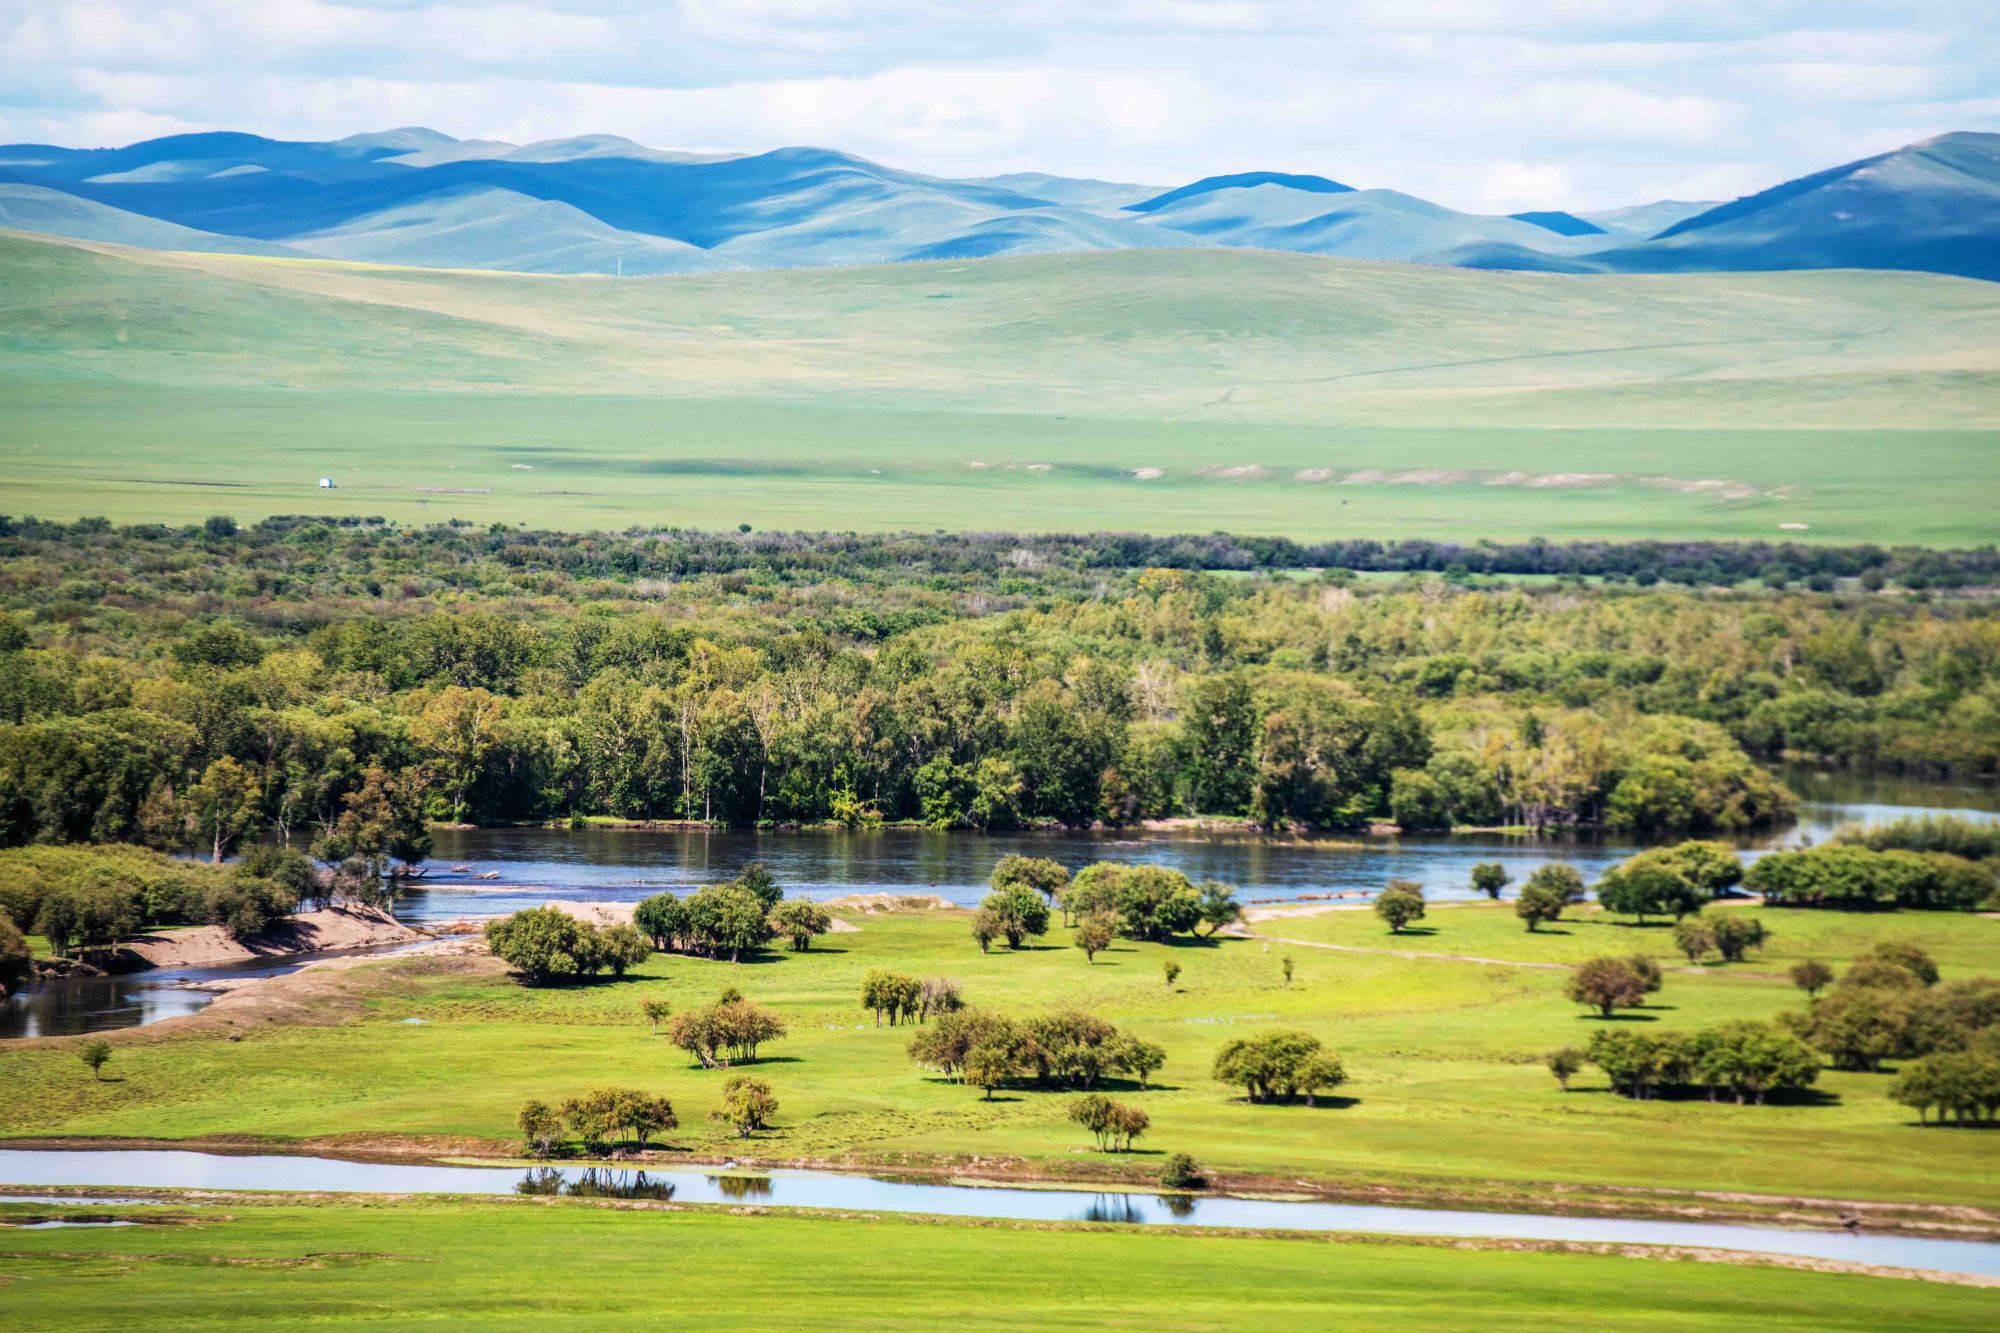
[1160,1153,1205,1190]
[1211,1030,1346,1105]
[1280,956,1295,987]
[1074,911,1115,963]
[1163,960,1182,989]
[1672,918,1716,963]
[771,898,833,952]
[1546,1046,1583,1091]
[1568,957,1653,1019]
[78,1039,112,1081]
[1374,880,1426,934]
[1516,864,1584,932]
[990,855,1071,913]
[639,998,672,1033]
[710,1076,778,1139]
[1470,862,1510,900]
[1791,958,1835,997]
[1708,914,1769,963]
[1195,880,1243,935]
[1067,1094,1150,1151]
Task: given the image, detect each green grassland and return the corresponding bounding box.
[3,905,1995,1208]
[6,1197,1990,1331]
[3,231,1997,542]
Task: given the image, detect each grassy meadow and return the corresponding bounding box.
[4,904,1995,1209]
[7,1197,1993,1331]
[3,232,1998,541]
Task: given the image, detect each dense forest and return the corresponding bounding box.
[2,518,1997,858]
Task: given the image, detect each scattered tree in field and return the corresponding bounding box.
[1280,955,1295,987]
[484,907,610,985]
[633,893,687,951]
[1595,863,1700,925]
[979,883,1050,949]
[1074,911,1115,963]
[771,898,833,951]
[992,855,1071,914]
[1587,1024,1818,1104]
[1568,957,1652,1018]
[1195,880,1243,935]
[1791,959,1835,997]
[1160,1153,1205,1190]
[1062,863,1206,941]
[1163,960,1181,989]
[963,1046,1010,1100]
[1546,1046,1583,1091]
[1708,914,1768,963]
[1782,984,1911,1071]
[1117,1037,1166,1088]
[1211,1030,1346,1105]
[1516,864,1585,932]
[667,996,786,1068]
[1068,1094,1150,1151]
[1374,880,1426,934]
[862,969,923,1026]
[918,977,963,1022]
[1890,1045,2000,1126]
[970,908,1001,953]
[518,1099,562,1156]
[682,883,774,962]
[734,863,782,912]
[639,998,672,1033]
[1470,862,1510,900]
[1626,953,1664,995]
[78,1038,112,1080]
[710,1076,778,1138]
[1672,918,1716,963]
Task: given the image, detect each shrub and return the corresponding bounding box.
[1546,1046,1583,1090]
[1160,1152,1206,1190]
[1470,862,1510,899]
[485,907,604,985]
[1068,1094,1149,1151]
[668,996,786,1068]
[78,1039,112,1080]
[1790,959,1835,996]
[1515,864,1584,932]
[978,884,1049,949]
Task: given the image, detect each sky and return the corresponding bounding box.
[1,1,1995,212]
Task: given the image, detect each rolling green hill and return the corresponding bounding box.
[2,230,1996,542]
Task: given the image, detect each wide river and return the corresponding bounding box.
[1,1147,1995,1278]
[400,767,2000,924]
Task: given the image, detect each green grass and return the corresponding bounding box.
[4,1197,1988,1331]
[3,907,1995,1208]
[3,233,1997,542]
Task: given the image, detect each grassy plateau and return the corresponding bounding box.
[2,231,1998,542]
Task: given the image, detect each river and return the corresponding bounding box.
[0,1147,1994,1278]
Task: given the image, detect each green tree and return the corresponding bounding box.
[1672,918,1716,963]
[991,855,1071,911]
[710,1076,778,1138]
[639,998,673,1033]
[1211,1030,1345,1105]
[979,883,1049,949]
[1515,864,1584,932]
[1568,957,1651,1019]
[1790,958,1835,997]
[188,756,261,864]
[1073,911,1115,963]
[1163,959,1181,989]
[634,893,687,952]
[518,1098,563,1156]
[1374,880,1426,934]
[78,1038,112,1081]
[485,907,603,985]
[597,923,651,976]
[1194,880,1241,936]
[1470,862,1510,900]
[771,898,832,951]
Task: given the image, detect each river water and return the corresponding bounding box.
[0,1147,1994,1277]
[8,768,1994,1039]
[398,767,2000,924]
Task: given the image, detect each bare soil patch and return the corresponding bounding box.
[119,906,422,970]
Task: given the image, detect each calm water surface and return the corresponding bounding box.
[0,1148,1994,1277]
[402,768,2000,924]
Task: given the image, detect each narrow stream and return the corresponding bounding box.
[1,1148,1994,1277]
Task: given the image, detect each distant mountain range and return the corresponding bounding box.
[0,128,1993,281]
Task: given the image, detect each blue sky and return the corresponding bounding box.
[1,1,1994,211]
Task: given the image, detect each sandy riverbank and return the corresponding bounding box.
[119,905,425,970]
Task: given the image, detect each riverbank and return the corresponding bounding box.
[114,904,424,971]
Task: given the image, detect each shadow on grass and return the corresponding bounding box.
[1580,1012,1659,1022]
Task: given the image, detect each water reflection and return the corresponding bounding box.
[4,1148,1998,1278]
[709,1174,774,1200]
[516,1167,677,1202]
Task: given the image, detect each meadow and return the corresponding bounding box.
[4,903,1995,1211]
[7,1196,1994,1331]
[3,232,1998,542]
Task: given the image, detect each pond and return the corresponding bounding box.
[1,1148,1994,1278]
[397,768,2000,924]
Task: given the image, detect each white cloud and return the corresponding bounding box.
[0,0,1994,210]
